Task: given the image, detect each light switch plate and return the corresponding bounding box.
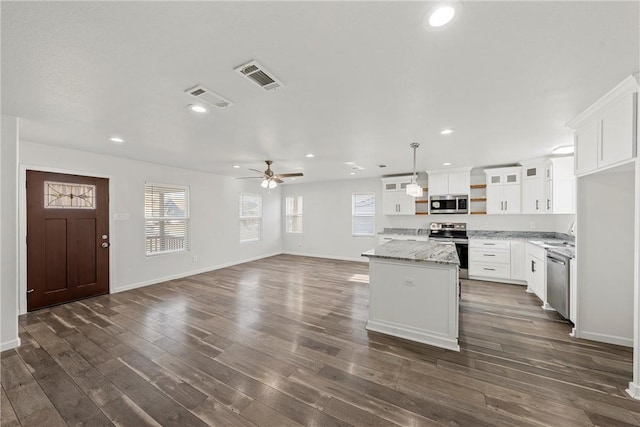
[114,213,130,221]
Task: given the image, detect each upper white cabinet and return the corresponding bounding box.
[484,167,521,214]
[568,75,638,176]
[381,176,416,215]
[548,156,576,214]
[426,168,471,196]
[521,157,575,214]
[521,161,547,214]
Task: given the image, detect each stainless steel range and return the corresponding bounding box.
[429,222,468,279]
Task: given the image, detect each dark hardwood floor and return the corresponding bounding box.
[1,254,636,426]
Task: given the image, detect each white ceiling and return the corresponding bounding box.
[2,1,639,183]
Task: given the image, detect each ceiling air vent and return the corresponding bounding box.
[234,60,283,91]
[184,85,233,109]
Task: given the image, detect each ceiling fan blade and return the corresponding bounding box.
[273,178,284,184]
[248,168,266,175]
[275,173,304,178]
[236,176,263,179]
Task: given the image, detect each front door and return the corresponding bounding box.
[26,170,110,311]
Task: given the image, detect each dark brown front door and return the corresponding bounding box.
[27,170,110,311]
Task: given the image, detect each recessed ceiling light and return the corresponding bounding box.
[291,178,296,181]
[350,172,356,175]
[552,145,575,155]
[109,137,125,144]
[232,165,240,169]
[443,162,452,166]
[440,128,454,135]
[295,166,304,170]
[188,104,208,113]
[423,1,462,30]
[344,161,356,166]
[305,153,315,158]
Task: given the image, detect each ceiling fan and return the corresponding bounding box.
[237,160,303,189]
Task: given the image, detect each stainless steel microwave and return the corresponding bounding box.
[429,195,468,214]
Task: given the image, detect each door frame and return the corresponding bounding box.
[19,164,114,315]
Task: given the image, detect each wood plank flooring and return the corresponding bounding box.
[1,254,637,426]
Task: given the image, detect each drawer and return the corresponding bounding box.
[469,262,510,279]
[470,239,510,250]
[469,248,510,263]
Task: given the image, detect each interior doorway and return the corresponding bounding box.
[26,170,110,311]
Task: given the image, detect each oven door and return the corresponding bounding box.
[455,242,469,279]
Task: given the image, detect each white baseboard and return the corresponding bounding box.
[366,320,460,352]
[114,252,282,293]
[282,251,368,263]
[0,338,21,352]
[575,330,633,347]
[627,382,640,400]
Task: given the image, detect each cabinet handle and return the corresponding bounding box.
[547,199,550,210]
[536,200,539,210]
[531,260,536,272]
[483,243,496,246]
[483,254,496,257]
[501,201,504,211]
[483,268,496,271]
[505,201,508,211]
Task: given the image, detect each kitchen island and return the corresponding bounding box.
[362,240,460,351]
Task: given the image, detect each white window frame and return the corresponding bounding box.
[239,193,262,242]
[285,195,303,234]
[144,182,190,256]
[352,193,375,237]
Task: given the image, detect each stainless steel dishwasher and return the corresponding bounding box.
[546,252,570,319]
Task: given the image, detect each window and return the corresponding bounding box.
[285,195,303,233]
[240,193,262,242]
[145,183,190,255]
[352,193,375,236]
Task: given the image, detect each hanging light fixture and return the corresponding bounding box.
[261,178,278,189]
[406,142,423,197]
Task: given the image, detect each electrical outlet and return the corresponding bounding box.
[529,221,535,229]
[192,255,198,263]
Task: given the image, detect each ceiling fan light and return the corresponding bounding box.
[268,180,277,189]
[261,179,269,188]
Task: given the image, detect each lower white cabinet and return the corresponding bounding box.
[525,243,547,304]
[469,239,525,283]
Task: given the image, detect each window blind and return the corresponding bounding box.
[352,193,375,236]
[239,193,262,242]
[145,183,190,255]
[285,195,303,233]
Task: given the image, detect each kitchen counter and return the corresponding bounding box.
[362,240,459,265]
[469,230,575,258]
[363,240,460,352]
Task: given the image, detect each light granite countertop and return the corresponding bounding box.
[362,240,459,265]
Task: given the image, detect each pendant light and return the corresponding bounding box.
[406,142,423,197]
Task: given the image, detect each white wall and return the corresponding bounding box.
[18,141,282,308]
[281,178,382,261]
[282,177,575,261]
[576,163,634,346]
[1,115,20,350]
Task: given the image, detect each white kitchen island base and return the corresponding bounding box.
[363,241,460,352]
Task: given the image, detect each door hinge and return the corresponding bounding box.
[27,289,34,294]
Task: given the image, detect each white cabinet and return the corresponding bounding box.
[520,157,575,214]
[485,167,522,214]
[568,75,638,176]
[548,157,576,214]
[521,162,546,214]
[381,177,416,216]
[525,243,547,305]
[426,168,471,196]
[510,241,526,281]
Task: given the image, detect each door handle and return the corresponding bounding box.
[101,242,110,248]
